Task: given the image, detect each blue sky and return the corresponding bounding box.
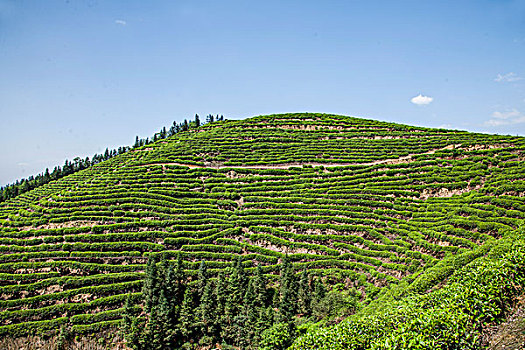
[1,0,525,185]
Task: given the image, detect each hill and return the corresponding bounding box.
[0,113,524,349]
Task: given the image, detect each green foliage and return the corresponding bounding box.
[291,232,525,350]
[0,112,524,347]
[259,323,296,350]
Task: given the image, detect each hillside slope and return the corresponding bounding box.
[0,113,524,345]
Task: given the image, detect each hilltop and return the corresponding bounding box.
[0,113,524,349]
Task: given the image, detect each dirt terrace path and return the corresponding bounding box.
[137,144,462,170]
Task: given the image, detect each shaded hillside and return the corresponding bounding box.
[0,113,524,345]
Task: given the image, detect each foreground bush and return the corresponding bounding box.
[291,231,525,350]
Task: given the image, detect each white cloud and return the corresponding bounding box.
[484,108,525,126]
[115,19,127,26]
[494,72,522,82]
[410,94,433,105]
[438,124,452,129]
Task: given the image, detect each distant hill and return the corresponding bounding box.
[0,113,524,349]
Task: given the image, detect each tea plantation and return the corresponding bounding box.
[0,113,524,349]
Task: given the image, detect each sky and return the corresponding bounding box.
[1,0,525,186]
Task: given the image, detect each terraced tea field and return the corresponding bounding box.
[0,113,524,344]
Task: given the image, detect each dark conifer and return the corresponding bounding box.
[173,254,185,305]
[311,276,327,312]
[195,114,201,128]
[253,264,268,309]
[278,255,298,323]
[198,279,216,339]
[143,255,159,314]
[297,269,311,316]
[215,270,228,341]
[227,256,247,318]
[179,287,196,340]
[197,260,208,296]
[240,278,257,346]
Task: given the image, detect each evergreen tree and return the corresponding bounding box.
[144,306,163,350]
[278,256,297,323]
[168,121,177,137]
[179,287,196,341]
[122,294,142,350]
[164,264,176,305]
[310,276,327,320]
[157,290,174,347]
[240,279,257,347]
[195,114,201,128]
[198,279,216,341]
[313,276,327,303]
[227,256,247,318]
[253,264,268,309]
[143,255,159,314]
[297,269,311,316]
[158,254,169,288]
[215,270,228,342]
[255,306,274,346]
[44,168,51,182]
[197,260,208,296]
[173,254,185,305]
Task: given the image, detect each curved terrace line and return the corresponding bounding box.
[136,144,463,169]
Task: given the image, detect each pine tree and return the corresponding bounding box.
[173,254,185,305]
[168,121,177,137]
[44,168,51,182]
[313,277,326,303]
[158,254,169,288]
[278,256,297,323]
[157,290,173,347]
[227,256,247,318]
[144,306,163,350]
[143,255,159,314]
[253,264,268,309]
[122,295,144,350]
[240,279,257,347]
[197,260,208,296]
[164,263,175,305]
[195,114,201,128]
[179,287,196,341]
[167,254,185,343]
[297,269,311,316]
[310,276,327,321]
[198,279,216,340]
[215,270,228,341]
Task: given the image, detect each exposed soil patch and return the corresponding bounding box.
[483,295,525,350]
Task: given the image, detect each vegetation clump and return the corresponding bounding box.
[292,231,525,349]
